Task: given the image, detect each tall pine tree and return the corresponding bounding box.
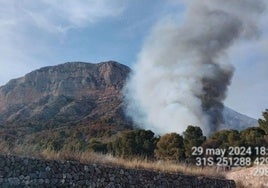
[183,125,206,159]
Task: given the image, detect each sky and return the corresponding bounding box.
[0,0,267,119]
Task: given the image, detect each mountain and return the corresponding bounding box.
[0,61,132,147]
[223,107,257,130]
[0,61,257,149]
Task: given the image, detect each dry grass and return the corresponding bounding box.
[0,142,41,157]
[0,144,225,178]
[37,149,225,178]
[8,145,268,187]
[226,165,268,188]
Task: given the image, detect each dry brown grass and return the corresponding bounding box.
[226,165,268,188]
[0,144,225,178]
[37,149,225,178]
[0,143,41,157]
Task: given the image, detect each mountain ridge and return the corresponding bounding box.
[0,61,132,146]
[222,106,257,130]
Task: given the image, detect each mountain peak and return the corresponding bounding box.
[0,61,131,127]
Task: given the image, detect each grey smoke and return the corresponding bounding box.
[124,0,265,135]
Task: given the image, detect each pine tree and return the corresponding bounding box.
[108,129,157,158]
[154,133,185,161]
[258,109,268,134]
[183,125,206,158]
[240,127,266,148]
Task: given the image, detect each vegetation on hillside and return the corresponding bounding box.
[0,109,267,169]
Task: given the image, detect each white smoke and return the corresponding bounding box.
[124,0,265,135]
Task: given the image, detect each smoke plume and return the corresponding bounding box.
[124,0,265,135]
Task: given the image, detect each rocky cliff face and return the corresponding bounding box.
[0,61,132,140]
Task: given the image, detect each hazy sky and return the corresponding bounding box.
[0,0,267,119]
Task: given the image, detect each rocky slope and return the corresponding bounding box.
[223,107,257,130]
[0,61,132,145]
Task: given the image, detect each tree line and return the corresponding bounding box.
[99,109,268,163]
[42,109,268,165]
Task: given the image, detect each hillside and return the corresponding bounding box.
[0,61,132,148]
[223,107,257,130]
